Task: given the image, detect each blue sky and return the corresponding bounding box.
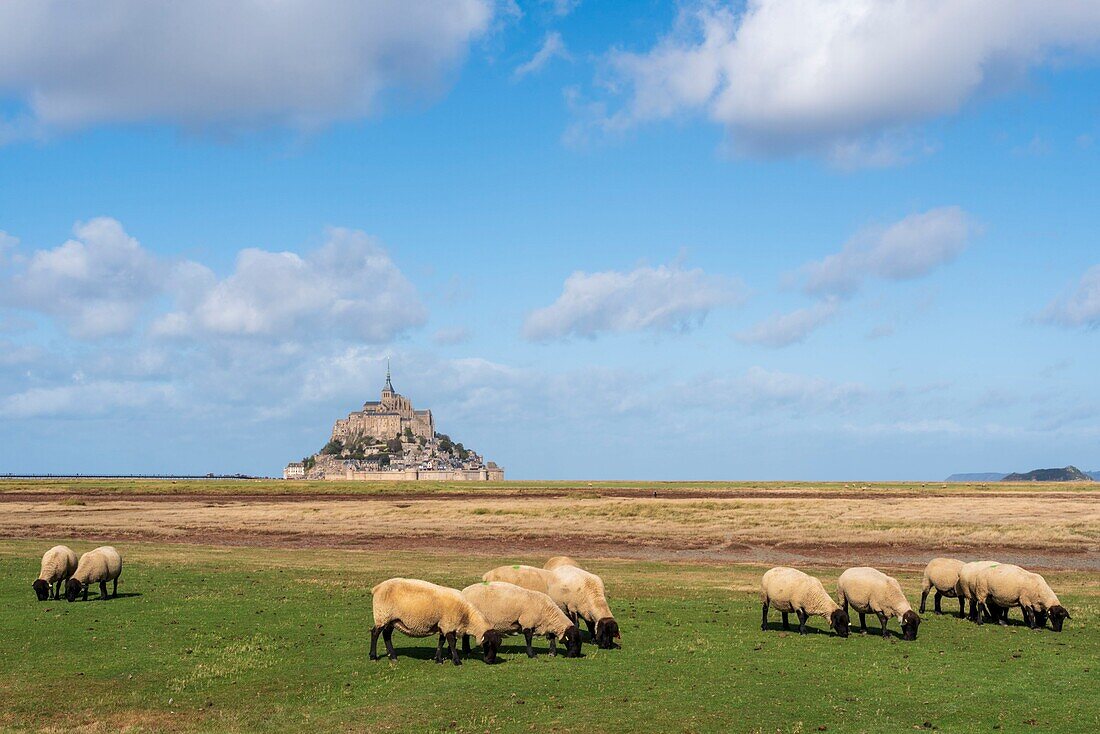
[1,0,1099,479]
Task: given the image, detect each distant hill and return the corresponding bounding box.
[945,472,1007,482]
[1002,466,1094,482]
[1091,471,1100,481]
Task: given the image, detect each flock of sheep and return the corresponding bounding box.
[761,558,1070,640]
[31,544,123,602]
[370,556,619,665]
[32,545,1069,663]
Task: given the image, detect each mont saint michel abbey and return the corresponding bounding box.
[284,365,503,482]
[331,369,435,445]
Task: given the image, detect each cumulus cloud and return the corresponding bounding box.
[1041,265,1100,328]
[522,262,745,341]
[514,32,571,79]
[735,298,840,348]
[600,1,1100,159]
[2,218,161,338]
[0,0,493,136]
[802,207,976,297]
[1,219,426,344]
[153,228,426,342]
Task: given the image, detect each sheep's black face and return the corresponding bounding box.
[65,578,83,602]
[32,579,50,601]
[830,609,850,638]
[901,611,921,641]
[481,630,502,663]
[1048,605,1070,632]
[562,625,582,657]
[594,618,620,649]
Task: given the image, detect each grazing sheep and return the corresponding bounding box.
[955,560,1000,622]
[460,581,582,658]
[975,564,1071,632]
[544,565,620,649]
[65,546,122,602]
[482,564,555,595]
[837,567,921,640]
[760,567,849,637]
[485,563,621,648]
[920,558,965,616]
[544,556,582,571]
[32,545,78,601]
[370,578,503,665]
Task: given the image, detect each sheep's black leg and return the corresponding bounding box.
[761,601,769,631]
[369,626,381,660]
[967,598,978,622]
[934,592,943,614]
[796,609,809,635]
[382,624,397,660]
[83,585,89,602]
[584,617,595,639]
[99,581,108,600]
[446,632,461,666]
[958,597,965,618]
[919,589,928,614]
[877,612,889,638]
[1022,607,1033,628]
[462,634,471,655]
[548,634,557,657]
[996,603,1008,626]
[435,634,445,664]
[781,612,789,631]
[113,579,118,597]
[975,602,986,626]
[524,628,535,658]
[859,612,867,634]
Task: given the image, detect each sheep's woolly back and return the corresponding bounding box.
[977,565,1061,612]
[956,560,999,601]
[461,581,573,637]
[482,565,554,595]
[837,567,913,620]
[372,578,493,640]
[39,545,78,583]
[922,557,964,594]
[547,565,614,623]
[760,567,840,619]
[544,556,581,571]
[73,546,122,585]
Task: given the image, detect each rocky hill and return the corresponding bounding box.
[1001,466,1094,482]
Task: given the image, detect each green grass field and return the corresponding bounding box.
[1,541,1096,733]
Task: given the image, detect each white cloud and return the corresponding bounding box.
[523,262,745,340]
[0,0,493,136]
[1041,265,1100,328]
[153,228,426,343]
[802,207,976,296]
[514,32,571,79]
[735,298,840,348]
[0,379,176,418]
[3,218,161,338]
[601,1,1100,159]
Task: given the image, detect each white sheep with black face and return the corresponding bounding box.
[369,578,502,665]
[33,545,78,601]
[955,560,1000,622]
[837,567,921,641]
[460,581,582,658]
[65,546,122,602]
[760,567,849,637]
[975,564,1070,632]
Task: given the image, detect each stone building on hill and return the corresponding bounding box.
[284,363,503,482]
[330,365,435,444]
